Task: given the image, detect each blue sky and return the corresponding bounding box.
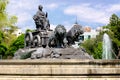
[7,0,120,31]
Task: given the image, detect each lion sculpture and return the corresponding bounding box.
[66,24,83,46]
[48,24,67,48]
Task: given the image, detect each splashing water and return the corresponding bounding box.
[102,33,113,59]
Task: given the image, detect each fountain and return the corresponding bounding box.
[13,5,92,60]
[102,33,113,59]
[0,4,119,80]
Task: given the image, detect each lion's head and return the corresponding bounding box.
[54,24,66,38]
[66,24,84,45]
[70,24,83,37]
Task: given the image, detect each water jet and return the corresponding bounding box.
[102,33,114,59]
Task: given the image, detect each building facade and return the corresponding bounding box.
[79,26,99,42]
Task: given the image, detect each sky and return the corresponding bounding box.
[7,0,120,32]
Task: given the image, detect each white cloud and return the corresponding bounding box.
[6,0,120,31]
[64,3,120,24]
[17,13,32,25]
[107,4,120,12]
[7,0,60,32]
[7,0,41,31]
[45,3,59,10]
[8,0,39,11]
[50,24,56,31]
[22,25,35,32]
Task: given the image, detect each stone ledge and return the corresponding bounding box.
[0,59,120,64]
[0,77,120,80]
[0,59,119,79]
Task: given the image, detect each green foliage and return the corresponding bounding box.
[0,0,18,46]
[81,31,104,59]
[0,0,9,12]
[93,42,102,59]
[109,14,120,39]
[0,0,19,58]
[6,34,25,56]
[107,14,120,56]
[0,0,18,31]
[0,43,7,56]
[0,0,9,28]
[82,39,95,55]
[110,14,119,26]
[0,31,4,43]
[82,14,120,59]
[7,16,18,34]
[82,37,103,59]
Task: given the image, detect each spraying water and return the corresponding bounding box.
[102,33,113,59]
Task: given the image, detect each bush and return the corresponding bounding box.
[82,38,103,59]
[93,42,102,59]
[6,34,24,57]
[0,44,7,57]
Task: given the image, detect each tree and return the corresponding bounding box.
[0,30,4,43]
[110,14,119,26]
[0,0,21,58]
[0,0,18,46]
[109,14,120,56]
[0,0,18,33]
[0,0,9,29]
[109,14,120,39]
[6,34,25,57]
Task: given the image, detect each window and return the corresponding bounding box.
[88,35,91,39]
[79,35,84,41]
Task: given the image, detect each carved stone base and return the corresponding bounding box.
[13,47,93,59]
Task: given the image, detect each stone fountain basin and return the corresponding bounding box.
[0,59,119,80]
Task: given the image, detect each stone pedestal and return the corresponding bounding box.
[0,59,120,80]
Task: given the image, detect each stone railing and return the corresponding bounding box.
[0,59,120,80]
